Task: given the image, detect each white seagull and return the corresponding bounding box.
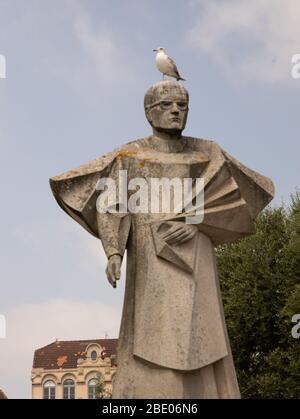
[153,47,186,81]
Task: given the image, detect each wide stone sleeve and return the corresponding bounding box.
[221,149,275,218]
[95,157,131,260]
[168,141,275,246]
[96,212,131,259]
[203,152,274,245]
[50,148,132,260]
[49,150,118,237]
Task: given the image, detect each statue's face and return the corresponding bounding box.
[146,92,189,134]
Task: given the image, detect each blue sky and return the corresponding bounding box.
[0,0,299,398]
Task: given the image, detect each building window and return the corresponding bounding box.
[63,379,75,399]
[91,350,97,361]
[88,378,97,399]
[43,380,56,399]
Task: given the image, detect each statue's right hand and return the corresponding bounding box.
[106,254,122,288]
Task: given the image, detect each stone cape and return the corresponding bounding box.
[50,136,274,398]
[50,136,274,242]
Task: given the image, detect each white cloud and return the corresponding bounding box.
[55,217,127,278]
[0,298,122,399]
[187,0,300,83]
[74,15,120,82]
[49,7,136,96]
[12,228,40,247]
[57,218,108,273]
[11,216,108,273]
[1,219,127,399]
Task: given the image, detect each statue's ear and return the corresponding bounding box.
[145,108,152,124]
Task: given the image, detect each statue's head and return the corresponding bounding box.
[144,81,189,135]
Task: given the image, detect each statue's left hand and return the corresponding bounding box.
[106,254,122,288]
[162,224,198,246]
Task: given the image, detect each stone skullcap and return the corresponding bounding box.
[144,80,189,110]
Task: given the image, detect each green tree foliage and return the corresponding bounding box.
[94,373,112,399]
[217,192,300,398]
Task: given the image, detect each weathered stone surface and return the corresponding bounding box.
[50,80,274,398]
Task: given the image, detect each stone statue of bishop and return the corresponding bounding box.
[50,81,274,398]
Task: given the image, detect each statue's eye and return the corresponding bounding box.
[177,102,187,110]
[161,101,172,109]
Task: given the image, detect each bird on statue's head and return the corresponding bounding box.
[153,47,186,82]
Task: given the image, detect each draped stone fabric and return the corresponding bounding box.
[50,136,274,399]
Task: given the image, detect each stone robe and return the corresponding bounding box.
[50,136,274,398]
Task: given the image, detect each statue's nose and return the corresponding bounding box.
[171,103,180,113]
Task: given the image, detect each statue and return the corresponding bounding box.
[50,80,274,398]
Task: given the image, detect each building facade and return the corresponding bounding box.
[31,339,118,399]
[0,389,7,399]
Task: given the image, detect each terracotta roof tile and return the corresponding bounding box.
[33,339,118,370]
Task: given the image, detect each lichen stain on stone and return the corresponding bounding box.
[116,149,138,159]
[138,156,159,168]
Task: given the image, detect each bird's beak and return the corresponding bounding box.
[153,49,157,52]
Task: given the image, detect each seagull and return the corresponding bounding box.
[153,47,186,81]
